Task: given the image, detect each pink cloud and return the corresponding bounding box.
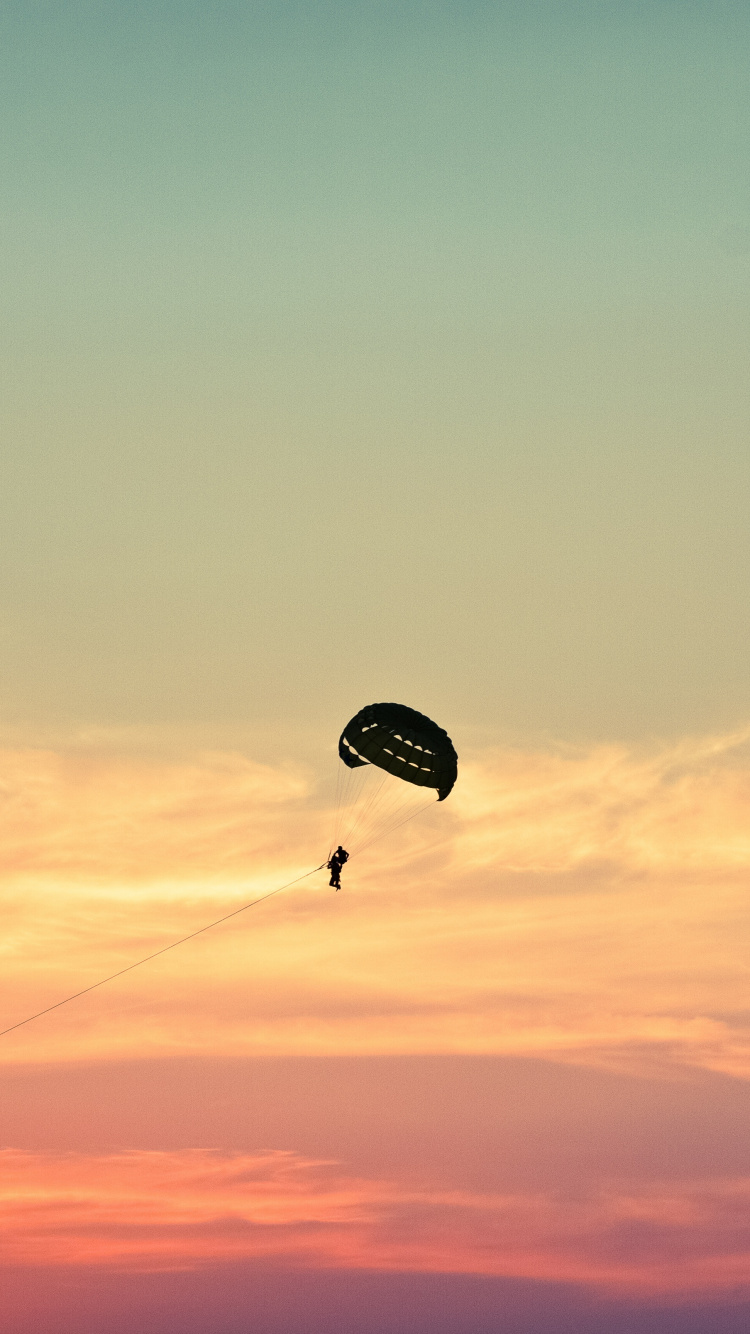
[1,1148,749,1297]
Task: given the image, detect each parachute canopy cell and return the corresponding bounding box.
[338,703,458,801]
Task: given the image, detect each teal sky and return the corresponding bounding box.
[2,1,749,745]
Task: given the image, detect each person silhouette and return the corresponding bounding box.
[328,846,349,890]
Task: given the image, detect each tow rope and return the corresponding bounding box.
[0,861,328,1040]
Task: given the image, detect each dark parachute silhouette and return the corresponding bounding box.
[330,703,457,861]
[339,702,457,800]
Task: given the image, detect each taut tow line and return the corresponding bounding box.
[0,861,328,1040]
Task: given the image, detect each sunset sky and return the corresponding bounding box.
[2,3,750,1332]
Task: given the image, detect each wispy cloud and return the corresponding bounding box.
[453,726,750,874]
[0,746,312,880]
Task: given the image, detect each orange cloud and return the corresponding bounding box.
[1,728,749,1076]
[1,1148,748,1297]
[453,726,750,875]
[0,745,312,880]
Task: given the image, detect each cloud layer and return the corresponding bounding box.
[1,730,749,1074]
[2,729,750,1309]
[2,1146,749,1297]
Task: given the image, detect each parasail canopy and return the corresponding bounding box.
[338,702,458,801]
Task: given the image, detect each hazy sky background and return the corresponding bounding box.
[3,5,750,1333]
[2,0,749,744]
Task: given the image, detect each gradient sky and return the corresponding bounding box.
[2,3,750,1332]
